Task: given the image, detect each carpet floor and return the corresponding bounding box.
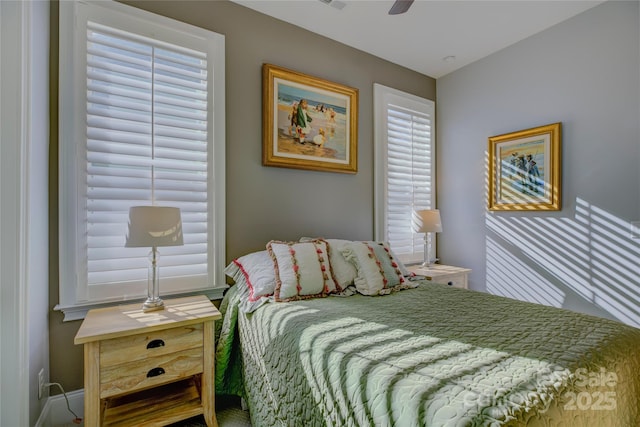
[169,396,251,427]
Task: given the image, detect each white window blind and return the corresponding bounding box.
[58,0,226,318]
[374,84,435,265]
[86,23,209,289]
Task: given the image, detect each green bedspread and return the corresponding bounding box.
[215,282,640,426]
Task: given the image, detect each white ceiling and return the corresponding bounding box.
[230,0,605,78]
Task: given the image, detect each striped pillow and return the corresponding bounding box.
[341,241,406,295]
[299,237,357,289]
[267,240,338,301]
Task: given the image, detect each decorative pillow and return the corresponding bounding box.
[267,240,338,301]
[365,240,411,281]
[341,241,407,296]
[224,250,276,313]
[300,237,357,289]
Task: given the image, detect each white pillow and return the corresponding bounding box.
[267,240,338,301]
[341,241,407,296]
[224,250,275,313]
[300,237,356,290]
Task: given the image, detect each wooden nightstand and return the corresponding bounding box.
[408,264,471,289]
[74,295,222,427]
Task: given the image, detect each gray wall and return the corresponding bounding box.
[437,0,640,327]
[48,0,435,392]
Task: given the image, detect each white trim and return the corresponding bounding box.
[36,389,84,427]
[57,0,80,308]
[373,83,389,241]
[0,1,32,425]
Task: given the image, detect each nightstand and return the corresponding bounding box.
[74,295,222,427]
[408,264,471,289]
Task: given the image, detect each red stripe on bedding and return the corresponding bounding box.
[233,259,272,302]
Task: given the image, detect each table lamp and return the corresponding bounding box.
[415,209,442,267]
[125,206,183,312]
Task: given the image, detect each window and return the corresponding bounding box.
[374,83,435,265]
[57,0,225,320]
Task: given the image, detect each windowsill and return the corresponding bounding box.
[54,285,229,322]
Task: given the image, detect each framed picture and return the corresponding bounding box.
[488,122,562,211]
[262,63,358,173]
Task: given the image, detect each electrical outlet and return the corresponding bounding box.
[38,368,45,399]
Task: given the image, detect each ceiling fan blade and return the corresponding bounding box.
[388,0,414,15]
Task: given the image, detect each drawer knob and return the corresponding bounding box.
[146,367,165,378]
[146,339,165,349]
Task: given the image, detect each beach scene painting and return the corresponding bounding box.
[263,64,358,173]
[497,137,548,203]
[488,123,562,211]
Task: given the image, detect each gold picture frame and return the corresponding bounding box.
[262,63,358,173]
[488,122,562,211]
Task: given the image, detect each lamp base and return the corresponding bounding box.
[143,248,164,312]
[420,258,439,268]
[422,232,439,269]
[142,297,164,312]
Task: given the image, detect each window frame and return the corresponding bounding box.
[57,0,226,320]
[373,83,436,265]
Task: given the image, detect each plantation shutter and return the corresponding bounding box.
[85,22,210,293]
[386,104,433,260]
[374,84,435,265]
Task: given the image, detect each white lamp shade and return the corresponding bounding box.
[125,206,184,248]
[414,209,443,233]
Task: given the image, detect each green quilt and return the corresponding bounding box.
[215,283,640,426]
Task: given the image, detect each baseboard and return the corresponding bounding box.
[35,389,84,427]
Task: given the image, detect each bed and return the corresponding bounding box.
[214,240,640,426]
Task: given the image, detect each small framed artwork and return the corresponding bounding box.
[262,63,358,174]
[488,122,562,211]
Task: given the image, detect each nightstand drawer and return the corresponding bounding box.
[100,347,203,398]
[100,324,203,367]
[408,264,471,289]
[443,274,466,289]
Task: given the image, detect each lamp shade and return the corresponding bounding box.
[125,206,184,248]
[414,209,443,233]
